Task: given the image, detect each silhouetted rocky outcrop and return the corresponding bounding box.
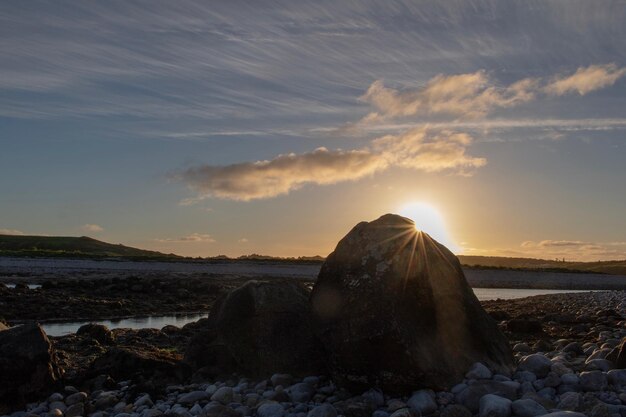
[310,213,514,393]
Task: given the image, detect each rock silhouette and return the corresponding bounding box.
[310,214,514,393]
[186,280,325,378]
[0,323,62,412]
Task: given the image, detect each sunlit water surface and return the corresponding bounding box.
[472,287,591,301]
[42,313,208,337]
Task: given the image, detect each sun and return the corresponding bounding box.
[398,202,458,252]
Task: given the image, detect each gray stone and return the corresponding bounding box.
[452,384,468,394]
[579,371,608,391]
[64,386,78,395]
[515,372,537,383]
[543,373,561,388]
[550,363,573,377]
[560,374,579,386]
[467,363,493,380]
[562,343,583,355]
[288,383,315,403]
[179,391,209,405]
[511,399,547,417]
[257,402,285,417]
[65,403,83,417]
[407,390,437,415]
[585,359,613,372]
[234,406,250,417]
[518,355,552,378]
[456,381,520,412]
[588,349,611,361]
[112,402,127,413]
[48,393,64,403]
[557,393,580,411]
[307,404,337,417]
[209,387,232,404]
[479,394,512,417]
[65,392,87,406]
[607,369,626,386]
[94,393,118,410]
[513,344,531,353]
[537,387,556,400]
[134,394,153,408]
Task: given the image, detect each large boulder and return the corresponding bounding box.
[185,280,324,377]
[0,323,62,412]
[310,214,513,393]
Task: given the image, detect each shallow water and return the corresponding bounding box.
[38,288,594,336]
[5,283,42,289]
[471,287,592,301]
[41,313,208,337]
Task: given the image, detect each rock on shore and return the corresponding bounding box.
[0,323,62,413]
[185,280,325,378]
[310,214,514,393]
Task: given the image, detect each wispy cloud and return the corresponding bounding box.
[155,233,215,243]
[81,223,104,233]
[357,64,625,126]
[177,147,387,201]
[360,72,537,121]
[545,64,626,96]
[373,129,486,174]
[176,127,484,201]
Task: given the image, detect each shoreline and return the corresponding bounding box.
[2,257,625,291]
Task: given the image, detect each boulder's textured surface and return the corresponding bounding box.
[0,323,62,412]
[310,214,514,393]
[188,280,324,377]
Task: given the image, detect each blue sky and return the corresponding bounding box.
[1,1,626,260]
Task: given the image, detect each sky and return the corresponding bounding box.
[1,0,626,261]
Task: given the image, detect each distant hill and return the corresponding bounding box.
[2,234,625,275]
[458,255,626,276]
[0,235,179,259]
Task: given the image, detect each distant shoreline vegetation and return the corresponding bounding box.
[1,234,626,275]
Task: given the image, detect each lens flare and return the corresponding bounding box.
[398,202,458,252]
